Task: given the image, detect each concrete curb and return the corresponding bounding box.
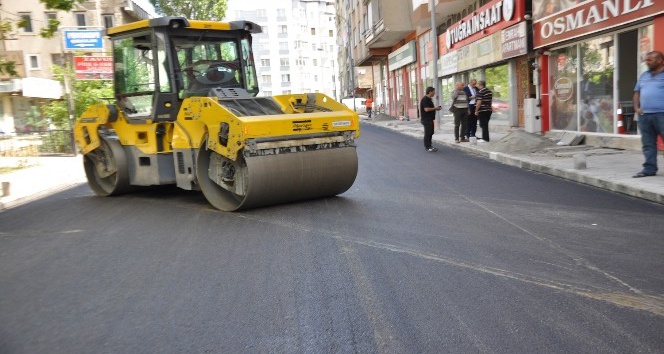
[0,181,86,211]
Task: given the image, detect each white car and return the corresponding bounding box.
[341,97,367,114]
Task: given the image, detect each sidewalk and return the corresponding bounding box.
[0,155,87,211]
[1,118,663,210]
[362,114,664,205]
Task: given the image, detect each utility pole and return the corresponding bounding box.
[430,0,440,130]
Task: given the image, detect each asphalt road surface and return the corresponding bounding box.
[1,124,663,354]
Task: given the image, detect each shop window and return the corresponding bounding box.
[485,64,510,121]
[550,46,578,131]
[580,35,614,133]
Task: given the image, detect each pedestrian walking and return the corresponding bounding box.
[420,86,442,152]
[632,50,664,178]
[365,96,373,118]
[475,81,493,142]
[451,82,469,143]
[464,79,479,138]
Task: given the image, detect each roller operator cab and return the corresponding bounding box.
[74,17,360,211]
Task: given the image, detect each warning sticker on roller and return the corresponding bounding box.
[333,121,351,127]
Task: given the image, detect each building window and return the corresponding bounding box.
[310,28,316,35]
[75,12,86,29]
[261,75,271,84]
[45,12,57,22]
[283,90,291,95]
[313,59,318,66]
[28,55,40,70]
[277,8,286,17]
[279,25,287,33]
[103,14,114,29]
[18,13,33,33]
[280,58,289,66]
[261,59,270,66]
[329,30,333,37]
[279,42,288,50]
[314,75,318,82]
[281,74,290,82]
[312,43,317,51]
[263,90,272,96]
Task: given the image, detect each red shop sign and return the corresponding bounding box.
[534,0,664,48]
[445,0,525,50]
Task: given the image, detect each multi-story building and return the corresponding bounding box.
[0,0,155,134]
[342,0,664,146]
[226,0,340,100]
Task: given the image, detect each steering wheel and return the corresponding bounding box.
[187,60,240,87]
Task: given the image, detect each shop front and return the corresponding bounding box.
[533,0,664,136]
[387,41,418,119]
[436,0,530,129]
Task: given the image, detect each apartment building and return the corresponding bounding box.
[0,0,155,134]
[226,0,339,100]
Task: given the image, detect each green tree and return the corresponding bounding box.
[43,64,113,129]
[0,0,85,75]
[150,0,227,20]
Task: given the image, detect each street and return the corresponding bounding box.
[1,123,663,353]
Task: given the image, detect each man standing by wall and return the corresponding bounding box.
[451,82,469,143]
[632,51,664,178]
[365,96,373,118]
[420,86,442,152]
[464,79,479,139]
[475,80,493,142]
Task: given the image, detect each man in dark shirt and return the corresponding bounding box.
[463,79,479,138]
[475,80,493,142]
[420,86,441,152]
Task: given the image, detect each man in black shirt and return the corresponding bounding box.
[475,81,493,142]
[420,86,441,152]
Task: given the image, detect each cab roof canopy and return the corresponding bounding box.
[105,16,262,36]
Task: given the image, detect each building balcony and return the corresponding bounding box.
[412,0,470,30]
[364,0,415,49]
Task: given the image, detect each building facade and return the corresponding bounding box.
[226,0,339,100]
[0,0,155,135]
[533,0,664,139]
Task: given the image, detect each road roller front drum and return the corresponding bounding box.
[196,143,359,211]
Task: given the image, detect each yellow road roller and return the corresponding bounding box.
[74,17,359,211]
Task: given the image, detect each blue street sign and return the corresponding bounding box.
[63,30,103,50]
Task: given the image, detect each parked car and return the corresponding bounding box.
[341,97,367,114]
[492,98,509,113]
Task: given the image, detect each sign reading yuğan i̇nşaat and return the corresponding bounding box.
[445,0,522,50]
[63,30,104,50]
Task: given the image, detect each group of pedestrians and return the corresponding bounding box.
[419,80,493,152]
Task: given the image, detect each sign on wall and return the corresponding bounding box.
[74,56,113,80]
[501,22,528,59]
[63,30,104,50]
[388,41,417,71]
[444,0,524,50]
[533,0,664,48]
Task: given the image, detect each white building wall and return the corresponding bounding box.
[225,0,338,99]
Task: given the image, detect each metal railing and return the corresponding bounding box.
[0,130,76,157]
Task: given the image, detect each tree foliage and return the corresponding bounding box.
[150,0,227,20]
[43,64,113,129]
